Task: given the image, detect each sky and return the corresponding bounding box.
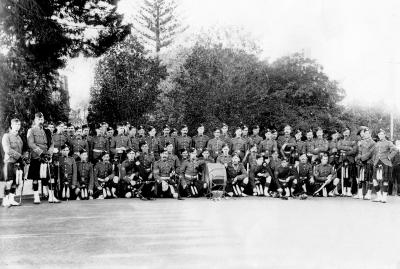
[64,0,400,113]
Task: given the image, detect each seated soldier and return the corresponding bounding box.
[179,148,206,197]
[153,150,179,199]
[294,154,312,199]
[312,154,340,197]
[119,148,142,199]
[249,154,273,196]
[225,154,249,197]
[74,150,94,200]
[93,152,118,199]
[136,142,156,200]
[274,158,296,199]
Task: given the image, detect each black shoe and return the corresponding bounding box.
[147,197,155,200]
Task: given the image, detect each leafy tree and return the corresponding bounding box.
[88,37,167,125]
[0,0,130,128]
[135,0,186,53]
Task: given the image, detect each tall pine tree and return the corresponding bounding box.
[135,0,185,53]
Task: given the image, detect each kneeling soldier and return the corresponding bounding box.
[93,152,117,199]
[58,144,77,200]
[179,148,206,197]
[225,154,249,197]
[249,154,273,196]
[153,150,179,199]
[274,158,296,199]
[75,150,94,200]
[312,154,340,197]
[119,149,142,198]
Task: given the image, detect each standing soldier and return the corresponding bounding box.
[311,127,329,164]
[165,142,180,171]
[305,129,315,163]
[220,123,232,147]
[243,143,259,171]
[158,125,175,155]
[241,125,252,153]
[66,123,75,141]
[292,129,305,165]
[52,121,68,161]
[2,118,28,207]
[70,127,89,160]
[207,128,224,160]
[216,144,232,168]
[75,150,94,200]
[192,124,209,157]
[259,129,278,157]
[27,112,54,204]
[231,127,246,159]
[91,124,109,163]
[137,125,147,143]
[145,126,159,159]
[355,127,375,200]
[82,125,92,147]
[371,129,397,203]
[278,125,297,160]
[249,125,263,148]
[170,128,179,140]
[175,125,192,158]
[110,123,131,163]
[128,126,140,152]
[337,128,357,197]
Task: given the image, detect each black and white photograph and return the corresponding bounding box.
[1,0,400,268]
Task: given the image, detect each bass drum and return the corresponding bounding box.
[203,163,227,191]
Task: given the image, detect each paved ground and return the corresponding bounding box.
[1,195,400,269]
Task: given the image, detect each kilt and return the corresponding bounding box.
[3,162,17,182]
[27,159,41,181]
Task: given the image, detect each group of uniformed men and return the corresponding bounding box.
[1,112,399,207]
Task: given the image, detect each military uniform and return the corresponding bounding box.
[249,134,263,147]
[337,137,358,195]
[192,134,210,156]
[356,136,375,197]
[129,135,141,152]
[153,158,176,198]
[93,161,116,198]
[313,163,338,195]
[207,137,224,160]
[220,133,232,147]
[225,162,248,196]
[158,135,175,153]
[27,125,53,195]
[167,152,180,172]
[136,152,156,198]
[277,135,296,159]
[295,162,313,195]
[91,135,109,162]
[175,135,192,156]
[119,159,140,197]
[371,138,397,194]
[2,130,25,205]
[145,136,160,158]
[76,160,94,199]
[274,165,296,196]
[58,155,77,199]
[110,134,131,161]
[179,159,206,197]
[249,163,272,195]
[70,135,89,159]
[311,137,329,163]
[230,136,246,158]
[52,132,68,159]
[259,139,278,157]
[216,154,232,167]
